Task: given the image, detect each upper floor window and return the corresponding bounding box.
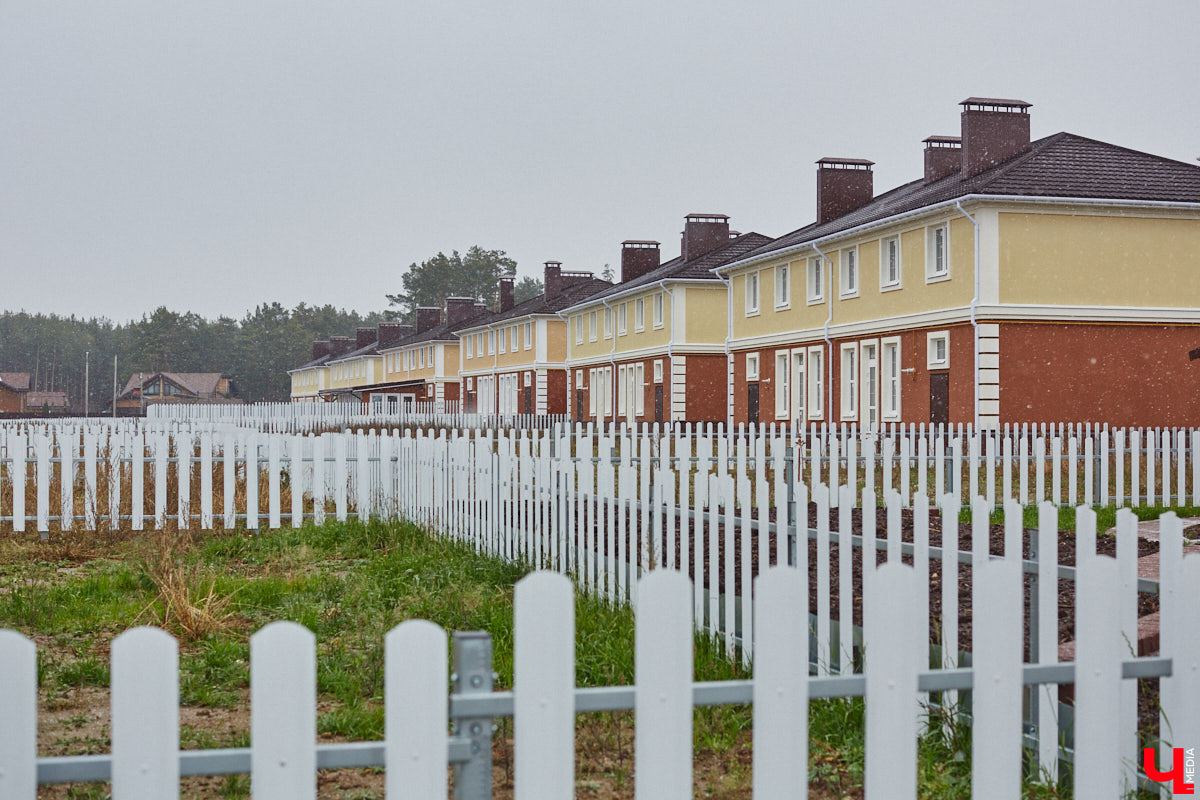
[807,257,823,303]
[466,336,473,358]
[840,248,858,297]
[489,330,496,354]
[510,326,517,351]
[589,311,598,342]
[775,264,790,309]
[653,292,664,328]
[635,298,645,332]
[618,303,627,335]
[745,271,760,315]
[524,321,532,349]
[498,328,506,353]
[926,224,950,280]
[604,308,613,338]
[574,316,583,345]
[881,236,901,289]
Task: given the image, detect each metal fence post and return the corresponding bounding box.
[452,631,494,800]
[785,447,797,567]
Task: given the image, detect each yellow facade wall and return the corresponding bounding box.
[546,319,568,363]
[381,344,438,383]
[684,287,729,343]
[999,212,1200,307]
[495,321,535,369]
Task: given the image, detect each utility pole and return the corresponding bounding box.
[139,372,144,416]
[84,351,90,417]
[112,355,118,418]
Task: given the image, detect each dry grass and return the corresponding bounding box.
[137,527,238,641]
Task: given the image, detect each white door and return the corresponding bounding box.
[861,342,879,431]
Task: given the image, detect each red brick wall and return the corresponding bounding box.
[684,354,728,423]
[546,369,567,415]
[0,386,23,413]
[999,322,1200,426]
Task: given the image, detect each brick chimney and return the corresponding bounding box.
[816,159,874,224]
[356,327,377,350]
[923,136,962,183]
[499,276,515,312]
[329,336,355,357]
[621,241,661,282]
[377,322,411,350]
[680,214,730,261]
[544,261,563,298]
[959,97,1031,177]
[415,307,442,333]
[311,340,331,361]
[445,296,477,326]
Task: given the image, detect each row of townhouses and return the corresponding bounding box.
[290,97,1200,428]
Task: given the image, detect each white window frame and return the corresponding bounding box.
[634,298,645,332]
[881,336,902,420]
[498,328,506,354]
[523,371,532,387]
[465,337,473,359]
[604,308,612,339]
[524,321,532,350]
[603,367,613,415]
[510,326,517,351]
[840,343,858,420]
[467,377,473,390]
[588,369,597,415]
[745,271,760,316]
[790,349,806,423]
[808,346,824,419]
[927,331,950,369]
[573,316,582,345]
[775,264,790,309]
[839,247,859,298]
[926,223,950,282]
[807,257,824,304]
[774,351,790,420]
[618,303,627,335]
[859,339,879,429]
[653,359,663,383]
[418,349,424,368]
[653,292,664,328]
[746,353,759,381]
[880,236,902,290]
[635,363,645,416]
[489,330,497,354]
[589,311,598,342]
[617,365,627,414]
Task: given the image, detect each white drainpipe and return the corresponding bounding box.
[601,298,619,426]
[812,243,834,425]
[715,268,735,428]
[955,200,981,428]
[655,280,677,425]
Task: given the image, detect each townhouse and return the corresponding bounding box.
[456,262,609,415]
[371,298,492,411]
[561,215,771,424]
[322,328,384,402]
[715,98,1200,429]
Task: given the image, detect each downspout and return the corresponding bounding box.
[812,242,834,425]
[955,201,980,429]
[600,298,619,426]
[714,269,734,429]
[655,280,676,425]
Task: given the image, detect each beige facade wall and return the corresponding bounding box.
[329,357,381,391]
[568,288,674,361]
[683,287,729,343]
[999,211,1200,307]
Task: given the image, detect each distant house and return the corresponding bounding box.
[0,372,30,413]
[114,372,240,414]
[24,391,70,414]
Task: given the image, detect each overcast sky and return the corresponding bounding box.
[2,1,1197,323]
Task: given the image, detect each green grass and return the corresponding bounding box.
[957,503,1200,534]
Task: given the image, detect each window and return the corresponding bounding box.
[653,292,664,328]
[602,367,613,415]
[808,347,824,419]
[576,368,584,386]
[588,370,597,415]
[418,349,424,368]
[926,224,950,279]
[861,342,878,428]
[523,371,532,387]
[840,248,858,297]
[499,327,506,353]
[841,345,858,419]
[881,236,901,288]
[618,303,627,335]
[467,377,473,390]
[882,338,901,419]
[589,311,598,342]
[927,331,950,369]
[618,365,627,414]
[634,298,644,331]
[791,351,806,422]
[524,322,532,349]
[807,257,824,302]
[775,264,790,309]
[635,363,645,415]
[775,351,789,419]
[604,308,612,338]
[489,330,496,354]
[510,326,517,351]
[653,359,663,383]
[574,316,583,345]
[746,353,759,381]
[745,271,760,314]
[466,337,473,358]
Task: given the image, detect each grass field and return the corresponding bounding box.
[1,515,1150,798]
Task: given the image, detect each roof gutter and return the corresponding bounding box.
[812,243,834,426]
[713,194,1200,276]
[955,200,981,429]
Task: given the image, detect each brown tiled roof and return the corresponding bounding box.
[0,372,31,391]
[388,308,497,348]
[736,133,1200,264]
[459,278,614,330]
[119,372,230,399]
[567,232,774,308]
[25,391,69,408]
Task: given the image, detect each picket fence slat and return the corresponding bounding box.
[0,630,36,799]
[251,622,316,800]
[635,570,692,800]
[752,567,808,800]
[864,562,917,800]
[385,620,447,800]
[112,627,179,800]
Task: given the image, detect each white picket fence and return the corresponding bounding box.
[4,562,1196,799]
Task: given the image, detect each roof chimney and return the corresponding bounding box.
[680,214,730,261]
[544,261,563,298]
[499,276,515,312]
[355,327,377,350]
[329,336,355,357]
[415,306,442,333]
[377,322,411,350]
[621,241,661,282]
[311,340,331,361]
[445,296,477,326]
[816,159,874,224]
[923,136,962,183]
[959,97,1031,177]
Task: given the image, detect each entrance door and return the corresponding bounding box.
[748,383,759,425]
[929,373,949,426]
[654,384,663,423]
[861,343,878,430]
